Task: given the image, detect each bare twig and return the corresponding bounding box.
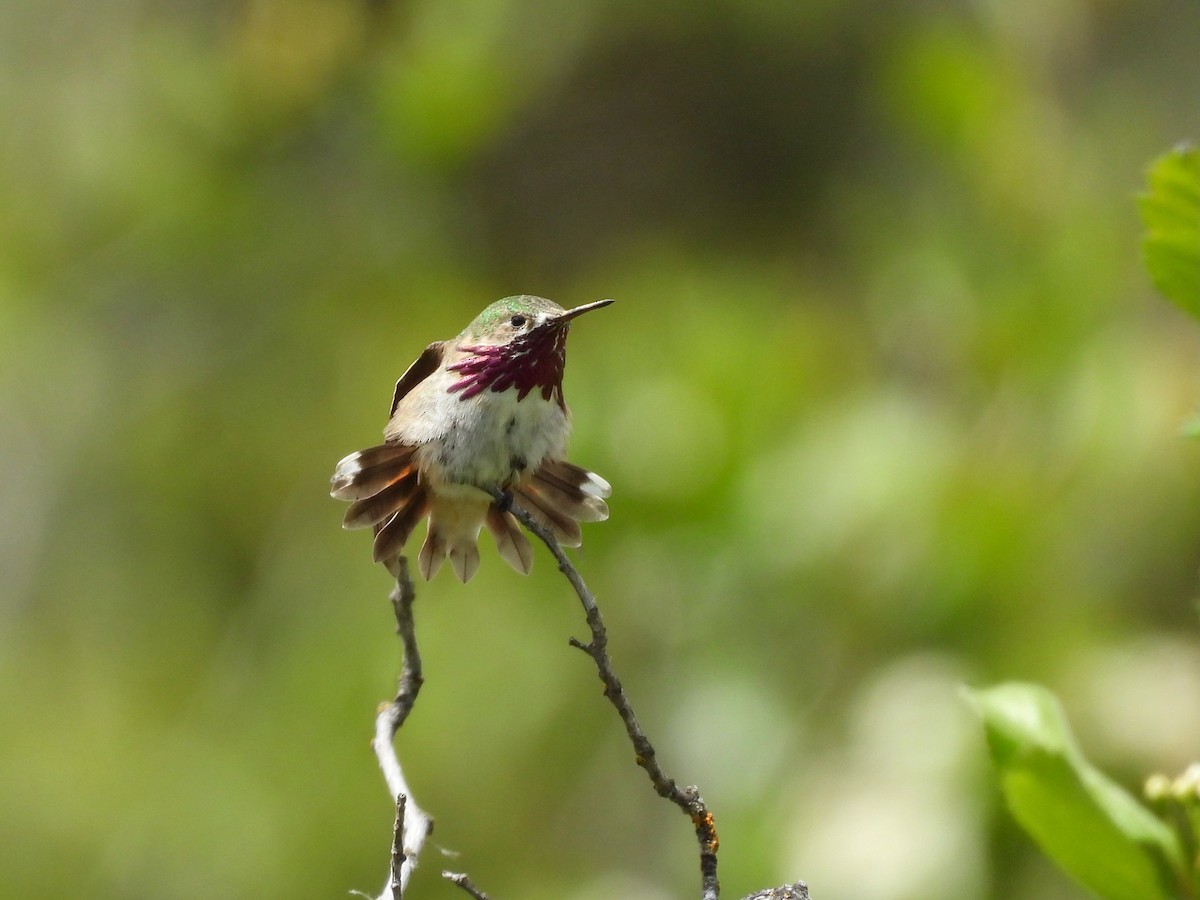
[494,489,722,900]
[740,884,810,900]
[371,557,434,899]
[359,517,808,899]
[442,871,492,900]
[389,793,406,900]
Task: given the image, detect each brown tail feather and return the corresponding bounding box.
[419,493,489,582]
[530,469,609,522]
[334,445,611,578]
[343,470,418,530]
[515,486,583,547]
[417,529,444,581]
[446,542,480,583]
[486,506,534,574]
[372,489,430,564]
[538,459,612,498]
[331,444,417,500]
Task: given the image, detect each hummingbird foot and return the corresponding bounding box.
[494,489,514,513]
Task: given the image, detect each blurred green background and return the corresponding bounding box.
[3,1,1200,898]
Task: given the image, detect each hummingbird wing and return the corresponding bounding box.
[330,340,444,570]
[389,341,447,416]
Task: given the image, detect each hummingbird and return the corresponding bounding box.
[331,295,613,583]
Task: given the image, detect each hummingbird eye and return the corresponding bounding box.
[509,315,527,328]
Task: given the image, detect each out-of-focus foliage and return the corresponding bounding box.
[968,683,1186,900]
[1141,146,1200,318]
[975,144,1200,900]
[2,2,1200,899]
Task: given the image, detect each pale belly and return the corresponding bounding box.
[397,381,571,491]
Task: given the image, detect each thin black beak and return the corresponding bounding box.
[550,298,614,326]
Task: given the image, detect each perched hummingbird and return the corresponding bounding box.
[331,295,613,583]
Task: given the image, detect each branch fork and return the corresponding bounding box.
[363,492,804,898]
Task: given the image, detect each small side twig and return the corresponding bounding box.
[442,871,492,900]
[371,557,434,899]
[494,489,721,900]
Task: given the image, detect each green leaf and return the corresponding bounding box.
[966,683,1185,900]
[1140,145,1200,317]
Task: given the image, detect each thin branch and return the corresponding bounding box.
[493,489,721,900]
[371,556,434,899]
[442,871,492,900]
[740,884,810,900]
[389,793,406,900]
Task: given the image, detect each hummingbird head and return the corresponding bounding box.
[447,295,612,405]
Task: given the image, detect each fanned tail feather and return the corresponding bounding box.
[333,442,612,580]
[330,441,432,568]
[486,507,534,574]
[515,485,583,547]
[539,459,611,502]
[331,444,417,500]
[448,543,480,583]
[417,528,444,581]
[418,529,480,583]
[343,470,418,529]
[530,469,609,523]
[420,528,480,585]
[372,490,430,564]
[419,493,489,583]
[509,458,611,548]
